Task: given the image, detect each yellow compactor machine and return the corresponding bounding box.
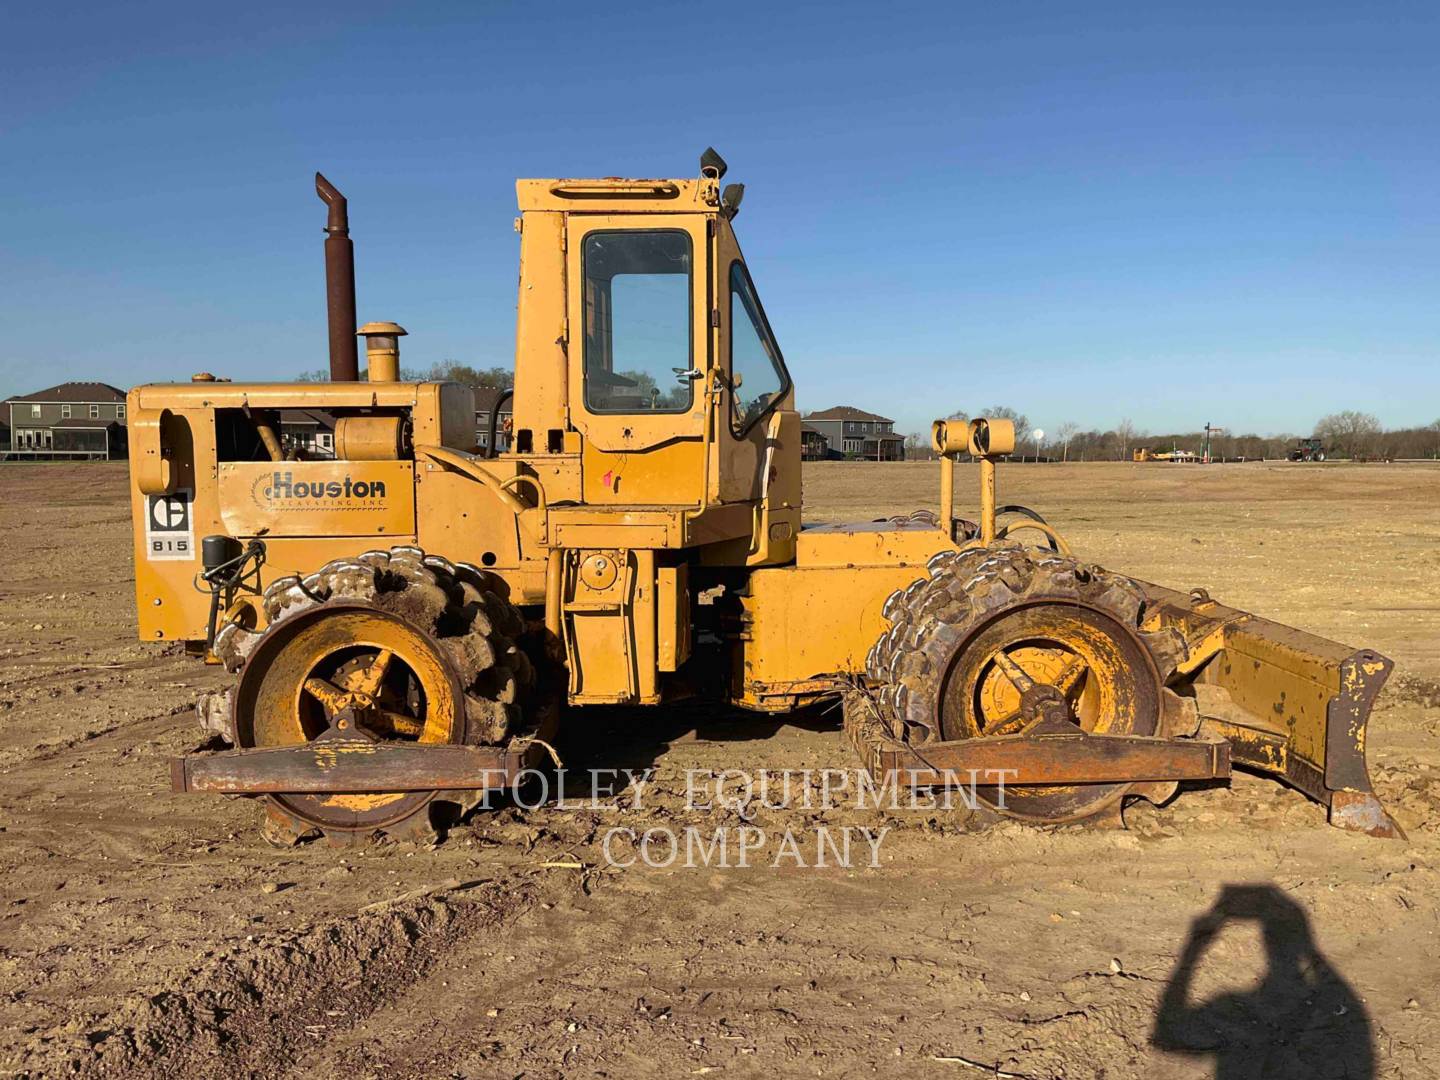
[129,151,1400,844]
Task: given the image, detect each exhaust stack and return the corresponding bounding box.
[315,173,359,382]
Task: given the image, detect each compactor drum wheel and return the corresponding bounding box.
[210,547,533,845]
[867,544,1196,824]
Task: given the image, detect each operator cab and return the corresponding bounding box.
[508,150,802,564]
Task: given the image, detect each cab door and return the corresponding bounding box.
[712,216,795,506]
[565,214,711,506]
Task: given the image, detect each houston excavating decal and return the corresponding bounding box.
[251,470,387,510]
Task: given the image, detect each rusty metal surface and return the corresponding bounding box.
[171,739,537,794]
[230,597,470,838]
[171,548,560,840]
[233,602,464,748]
[1329,789,1405,840]
[883,547,1183,823]
[875,732,1231,788]
[199,551,541,842]
[859,549,1398,834]
[126,157,1403,846]
[1142,579,1400,837]
[1326,651,1392,792]
[316,172,358,381]
[845,691,1229,791]
[938,602,1162,742]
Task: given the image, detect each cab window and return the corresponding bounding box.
[583,230,693,413]
[729,261,788,433]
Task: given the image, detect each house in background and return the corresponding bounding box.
[5,382,128,460]
[279,409,336,458]
[278,387,508,459]
[473,386,514,453]
[800,423,829,461]
[802,406,906,461]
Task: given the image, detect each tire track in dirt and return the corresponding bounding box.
[3,873,569,1079]
[6,464,1440,1078]
[274,850,1179,1080]
[0,653,181,695]
[3,703,195,771]
[268,743,1440,1080]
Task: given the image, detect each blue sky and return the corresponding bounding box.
[2,1,1437,438]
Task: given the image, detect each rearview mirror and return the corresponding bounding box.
[722,183,745,218]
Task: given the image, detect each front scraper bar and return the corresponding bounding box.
[858,729,1232,787]
[172,740,542,795]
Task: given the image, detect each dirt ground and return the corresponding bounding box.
[2,460,1438,1079]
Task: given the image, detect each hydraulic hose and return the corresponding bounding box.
[994,504,1067,553]
[486,387,514,459]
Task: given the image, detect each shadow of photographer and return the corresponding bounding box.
[1152,884,1373,1079]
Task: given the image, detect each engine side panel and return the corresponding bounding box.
[736,563,930,710]
[128,381,477,644]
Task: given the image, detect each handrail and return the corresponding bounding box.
[500,473,548,520]
[745,410,785,557]
[684,369,723,534]
[548,181,680,199]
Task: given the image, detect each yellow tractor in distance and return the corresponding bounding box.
[129,151,1400,845]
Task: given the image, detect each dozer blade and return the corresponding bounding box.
[1139,582,1403,839]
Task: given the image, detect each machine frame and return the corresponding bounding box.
[128,156,1401,842]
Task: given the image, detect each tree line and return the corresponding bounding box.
[290,370,1438,462]
[297,361,513,388]
[906,408,1440,461]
